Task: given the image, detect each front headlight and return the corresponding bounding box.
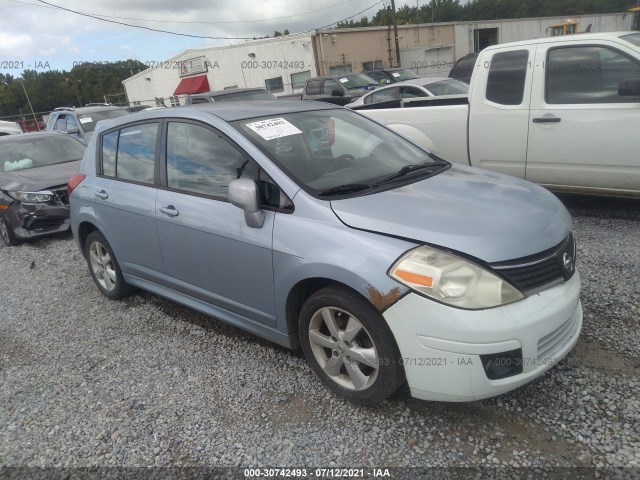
[7,190,55,203]
[389,246,524,309]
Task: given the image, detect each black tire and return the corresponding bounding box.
[0,213,19,246]
[84,231,135,299]
[299,285,404,405]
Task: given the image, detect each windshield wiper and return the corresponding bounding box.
[317,183,375,196]
[318,160,448,196]
[376,161,445,185]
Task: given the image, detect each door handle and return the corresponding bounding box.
[94,190,108,200]
[159,205,179,217]
[532,116,561,123]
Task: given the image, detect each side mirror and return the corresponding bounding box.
[67,126,79,135]
[619,78,640,97]
[228,178,264,228]
[331,88,344,97]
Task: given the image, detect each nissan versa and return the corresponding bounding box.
[69,101,582,404]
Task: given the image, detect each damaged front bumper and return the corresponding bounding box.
[4,201,71,240]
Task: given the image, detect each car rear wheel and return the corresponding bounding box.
[0,214,19,246]
[299,285,404,404]
[85,231,135,299]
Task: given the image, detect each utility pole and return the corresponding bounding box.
[390,0,401,67]
[19,80,40,131]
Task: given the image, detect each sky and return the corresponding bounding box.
[0,0,408,75]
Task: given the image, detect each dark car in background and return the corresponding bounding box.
[448,53,478,84]
[186,88,276,105]
[0,132,85,246]
[301,73,379,105]
[363,67,421,84]
[45,105,130,145]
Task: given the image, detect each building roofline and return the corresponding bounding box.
[123,32,314,83]
[315,11,627,35]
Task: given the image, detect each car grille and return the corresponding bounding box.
[490,233,576,294]
[537,308,580,360]
[52,186,69,205]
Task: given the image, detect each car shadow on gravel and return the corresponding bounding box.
[0,229,73,251]
[127,290,304,360]
[556,194,640,221]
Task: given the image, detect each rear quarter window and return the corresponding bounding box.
[486,50,529,105]
[100,122,158,184]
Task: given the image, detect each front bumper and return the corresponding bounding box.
[383,272,582,402]
[5,201,71,240]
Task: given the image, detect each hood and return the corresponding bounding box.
[330,165,571,263]
[0,160,81,192]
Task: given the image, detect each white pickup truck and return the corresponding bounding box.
[356,32,640,198]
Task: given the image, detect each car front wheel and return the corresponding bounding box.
[0,214,19,246]
[299,285,404,404]
[85,231,135,299]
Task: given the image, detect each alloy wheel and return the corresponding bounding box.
[308,306,379,391]
[89,241,117,291]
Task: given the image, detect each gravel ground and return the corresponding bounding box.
[0,194,638,475]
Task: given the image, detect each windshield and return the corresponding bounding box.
[388,69,420,81]
[621,33,640,48]
[340,74,379,89]
[215,90,276,102]
[424,79,469,96]
[233,108,447,196]
[78,109,129,132]
[1,135,85,172]
[363,71,390,84]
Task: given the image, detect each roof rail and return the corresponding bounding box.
[84,103,111,107]
[53,107,75,111]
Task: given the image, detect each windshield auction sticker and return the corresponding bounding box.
[79,117,93,124]
[246,118,302,141]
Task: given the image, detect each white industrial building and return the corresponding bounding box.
[123,33,317,106]
[122,12,634,105]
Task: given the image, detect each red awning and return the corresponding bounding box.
[173,75,210,95]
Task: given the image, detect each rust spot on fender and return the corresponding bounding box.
[367,285,402,312]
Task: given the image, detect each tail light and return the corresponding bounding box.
[67,174,86,196]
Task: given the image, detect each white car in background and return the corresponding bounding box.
[0,120,23,135]
[348,77,469,108]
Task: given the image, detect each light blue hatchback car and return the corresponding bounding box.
[68,101,582,404]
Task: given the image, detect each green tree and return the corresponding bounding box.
[0,60,147,117]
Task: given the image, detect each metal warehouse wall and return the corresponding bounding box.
[454,13,633,58]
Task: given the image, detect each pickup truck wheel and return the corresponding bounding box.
[299,285,404,404]
[85,231,135,300]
